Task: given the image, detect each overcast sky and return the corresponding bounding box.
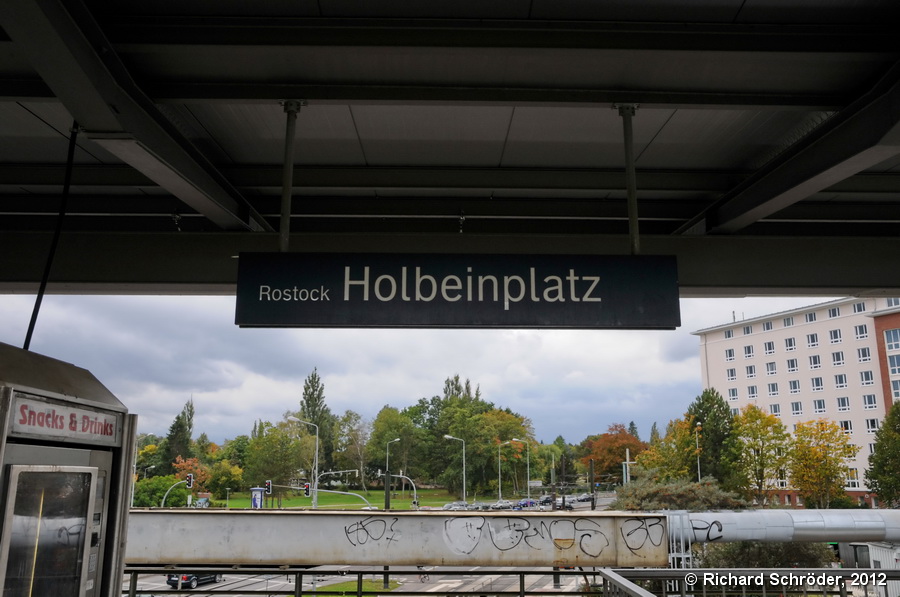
[0,293,835,446]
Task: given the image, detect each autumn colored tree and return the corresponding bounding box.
[580,423,647,483]
[172,455,210,492]
[866,401,900,507]
[789,419,859,509]
[206,460,244,497]
[635,416,699,481]
[732,404,791,505]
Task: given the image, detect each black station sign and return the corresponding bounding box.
[234,253,680,329]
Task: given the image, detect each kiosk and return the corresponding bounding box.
[0,342,137,597]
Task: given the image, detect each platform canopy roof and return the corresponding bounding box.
[1,0,899,296]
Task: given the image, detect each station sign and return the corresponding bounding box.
[235,253,680,329]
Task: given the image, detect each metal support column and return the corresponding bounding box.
[616,104,640,255]
[279,100,302,252]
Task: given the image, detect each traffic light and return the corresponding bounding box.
[303,483,311,497]
[265,480,272,495]
[185,474,194,489]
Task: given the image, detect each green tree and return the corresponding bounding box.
[732,404,791,505]
[866,401,900,507]
[790,419,859,509]
[686,388,742,490]
[220,435,251,469]
[162,399,195,474]
[206,460,244,497]
[292,369,338,472]
[333,410,370,490]
[133,474,190,508]
[696,541,835,568]
[243,423,303,497]
[627,421,640,440]
[649,422,660,444]
[610,468,746,510]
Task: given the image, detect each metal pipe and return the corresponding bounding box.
[617,104,640,255]
[279,100,301,252]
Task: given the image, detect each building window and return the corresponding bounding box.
[834,374,847,389]
[893,380,900,400]
[853,301,866,313]
[746,365,756,378]
[790,401,802,415]
[887,329,900,350]
[828,307,841,318]
[748,385,758,399]
[787,358,799,372]
[837,396,850,412]
[807,333,819,348]
[785,337,796,351]
[728,388,738,400]
[725,348,735,361]
[860,370,875,386]
[789,380,801,394]
[724,329,734,339]
[770,403,781,417]
[831,351,844,366]
[805,312,817,323]
[763,321,773,331]
[731,408,739,416]
[869,442,877,454]
[863,394,877,410]
[839,420,853,434]
[726,368,737,381]
[765,362,777,376]
[890,355,900,375]
[858,347,871,362]
[846,468,860,488]
[743,325,753,335]
[809,355,821,369]
[888,298,900,308]
[764,341,775,355]
[866,418,880,434]
[829,329,842,344]
[784,316,794,327]
[811,377,824,392]
[813,398,826,414]
[744,345,754,358]
[855,324,869,340]
[768,383,779,397]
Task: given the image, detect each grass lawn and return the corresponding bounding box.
[319,579,401,593]
[212,487,464,510]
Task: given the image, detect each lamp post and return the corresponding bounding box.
[143,465,155,479]
[225,487,231,509]
[288,416,319,508]
[511,437,530,500]
[498,440,511,501]
[443,434,466,504]
[695,422,702,482]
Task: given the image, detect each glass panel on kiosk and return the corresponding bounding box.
[0,466,97,597]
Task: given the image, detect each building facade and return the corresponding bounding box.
[693,297,900,507]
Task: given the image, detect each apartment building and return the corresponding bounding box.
[693,297,900,507]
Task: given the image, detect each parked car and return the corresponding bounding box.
[490,499,514,509]
[517,498,538,508]
[166,573,223,589]
[442,501,468,510]
[468,501,491,510]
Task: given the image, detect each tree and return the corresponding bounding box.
[686,388,742,490]
[162,399,195,474]
[610,468,746,511]
[866,401,900,507]
[220,435,251,469]
[333,410,370,489]
[580,423,647,484]
[133,474,190,508]
[172,456,210,492]
[732,404,791,505]
[243,424,303,497]
[635,417,698,481]
[649,422,660,444]
[696,541,835,568]
[627,421,640,440]
[293,369,338,472]
[206,460,244,497]
[790,419,859,509]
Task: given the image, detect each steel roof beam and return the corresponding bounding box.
[0,0,272,232]
[680,62,900,235]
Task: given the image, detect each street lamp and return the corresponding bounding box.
[444,434,466,504]
[385,437,400,501]
[143,465,155,479]
[498,440,511,501]
[695,422,702,482]
[288,416,319,508]
[225,487,231,509]
[511,437,530,500]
